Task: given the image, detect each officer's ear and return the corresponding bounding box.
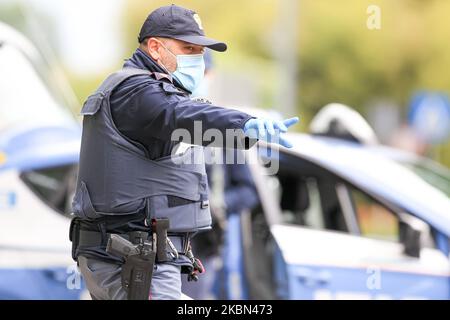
[146,37,163,61]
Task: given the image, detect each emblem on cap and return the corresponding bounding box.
[193,13,203,30]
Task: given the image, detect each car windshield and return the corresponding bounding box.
[0,43,74,132]
[398,160,450,197]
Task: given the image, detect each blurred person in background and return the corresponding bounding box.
[181,51,260,299]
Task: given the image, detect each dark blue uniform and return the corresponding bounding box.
[110,48,254,160]
[76,48,255,242]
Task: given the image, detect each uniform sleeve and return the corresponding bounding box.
[113,80,256,148]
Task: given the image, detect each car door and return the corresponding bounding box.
[0,165,85,299]
[244,148,450,300]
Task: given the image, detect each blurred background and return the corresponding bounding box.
[0,0,449,300]
[1,0,449,164]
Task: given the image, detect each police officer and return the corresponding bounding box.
[70,4,298,300]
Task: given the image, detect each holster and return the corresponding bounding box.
[106,231,156,300]
[69,218,81,262]
[121,248,156,300]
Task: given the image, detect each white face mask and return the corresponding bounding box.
[161,43,205,92]
[190,77,209,98]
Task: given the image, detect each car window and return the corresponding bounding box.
[278,175,324,228]
[300,178,325,229]
[399,161,450,197]
[348,186,399,241]
[20,164,77,216]
[275,152,348,233]
[347,184,437,250]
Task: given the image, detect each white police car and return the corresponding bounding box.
[0,22,84,299]
[221,106,450,300]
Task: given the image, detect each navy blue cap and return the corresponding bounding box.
[138,4,227,52]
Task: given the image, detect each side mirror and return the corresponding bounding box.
[398,213,429,258]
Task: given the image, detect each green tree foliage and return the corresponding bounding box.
[298,0,450,112]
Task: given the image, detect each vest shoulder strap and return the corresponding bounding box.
[80,68,159,116]
[96,68,153,94]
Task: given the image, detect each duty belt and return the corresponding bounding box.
[76,229,190,262]
[70,217,205,298]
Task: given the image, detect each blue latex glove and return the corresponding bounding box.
[243,117,299,148]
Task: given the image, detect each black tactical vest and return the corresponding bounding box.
[72,68,211,233]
